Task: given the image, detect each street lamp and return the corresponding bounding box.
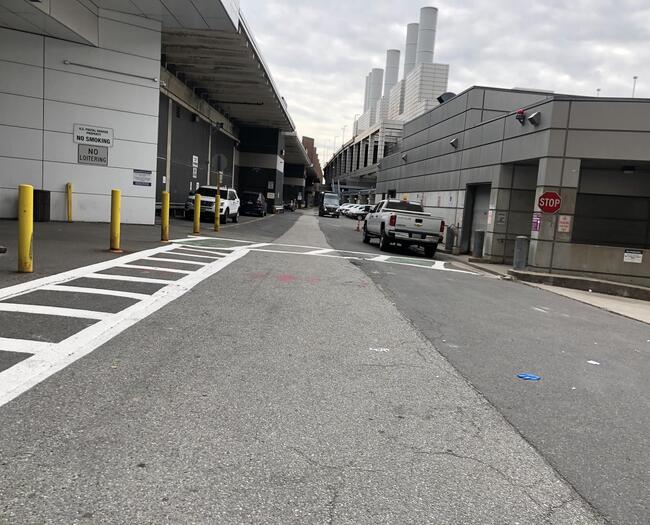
[341,125,347,146]
[596,88,601,97]
[632,76,638,98]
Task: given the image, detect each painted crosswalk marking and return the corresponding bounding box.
[0,241,249,408]
[174,237,478,275]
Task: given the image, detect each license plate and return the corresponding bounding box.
[395,232,410,238]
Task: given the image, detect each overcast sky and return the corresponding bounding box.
[240,0,649,161]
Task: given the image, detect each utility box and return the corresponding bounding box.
[445,225,456,252]
[513,236,529,270]
[33,189,51,222]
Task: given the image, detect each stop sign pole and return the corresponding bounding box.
[538,191,562,214]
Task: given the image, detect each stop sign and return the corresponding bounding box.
[538,191,562,214]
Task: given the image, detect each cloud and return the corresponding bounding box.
[240,0,649,160]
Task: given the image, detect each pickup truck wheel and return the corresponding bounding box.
[362,225,370,244]
[379,231,390,252]
[424,243,438,259]
[232,211,239,223]
[223,209,229,224]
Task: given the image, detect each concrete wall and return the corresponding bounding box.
[0,13,161,224]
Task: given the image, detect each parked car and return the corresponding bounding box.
[185,186,240,223]
[349,204,373,220]
[240,191,267,217]
[363,199,444,258]
[337,203,355,214]
[318,192,340,217]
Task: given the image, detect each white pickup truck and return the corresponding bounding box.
[363,199,445,258]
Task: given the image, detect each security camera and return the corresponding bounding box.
[527,112,541,126]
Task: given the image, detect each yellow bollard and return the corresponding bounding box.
[193,193,201,234]
[214,193,220,232]
[17,184,34,273]
[66,182,73,223]
[161,191,170,242]
[214,173,221,232]
[110,189,122,253]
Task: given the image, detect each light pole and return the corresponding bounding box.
[596,88,601,97]
[632,76,638,98]
[341,125,347,146]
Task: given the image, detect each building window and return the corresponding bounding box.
[572,193,650,248]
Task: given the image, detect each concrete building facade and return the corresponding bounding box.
[376,86,650,286]
[0,0,309,223]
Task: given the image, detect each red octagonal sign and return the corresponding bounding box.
[538,191,562,214]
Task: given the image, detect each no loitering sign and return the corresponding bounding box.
[78,144,108,166]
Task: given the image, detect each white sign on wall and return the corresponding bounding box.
[623,249,643,264]
[133,169,152,187]
[557,215,572,233]
[73,124,114,147]
[78,145,108,166]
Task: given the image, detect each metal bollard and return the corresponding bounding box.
[513,236,529,270]
[110,189,122,252]
[193,193,201,234]
[18,184,34,273]
[472,230,485,258]
[161,191,170,242]
[66,182,73,223]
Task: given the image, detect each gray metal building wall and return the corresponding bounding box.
[377,87,650,285]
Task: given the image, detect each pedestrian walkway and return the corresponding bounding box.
[0,243,246,406]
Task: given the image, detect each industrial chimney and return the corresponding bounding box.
[383,49,400,97]
[368,68,384,109]
[363,73,371,112]
[415,6,437,65]
[403,22,419,79]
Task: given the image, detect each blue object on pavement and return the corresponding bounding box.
[517,373,542,381]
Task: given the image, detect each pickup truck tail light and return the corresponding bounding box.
[440,220,446,233]
[389,214,397,227]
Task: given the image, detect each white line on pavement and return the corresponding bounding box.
[40,285,150,300]
[0,303,110,320]
[305,248,335,255]
[0,243,178,302]
[0,249,249,408]
[169,248,224,257]
[0,337,55,354]
[369,255,390,262]
[142,257,207,266]
[164,250,221,260]
[83,274,173,284]
[121,264,193,275]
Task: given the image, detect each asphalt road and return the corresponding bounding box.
[319,212,650,525]
[0,209,642,524]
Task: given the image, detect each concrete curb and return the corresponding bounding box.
[508,269,650,301]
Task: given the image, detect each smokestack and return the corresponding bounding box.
[403,22,419,79]
[415,6,437,65]
[363,73,370,112]
[368,68,384,109]
[383,49,400,97]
